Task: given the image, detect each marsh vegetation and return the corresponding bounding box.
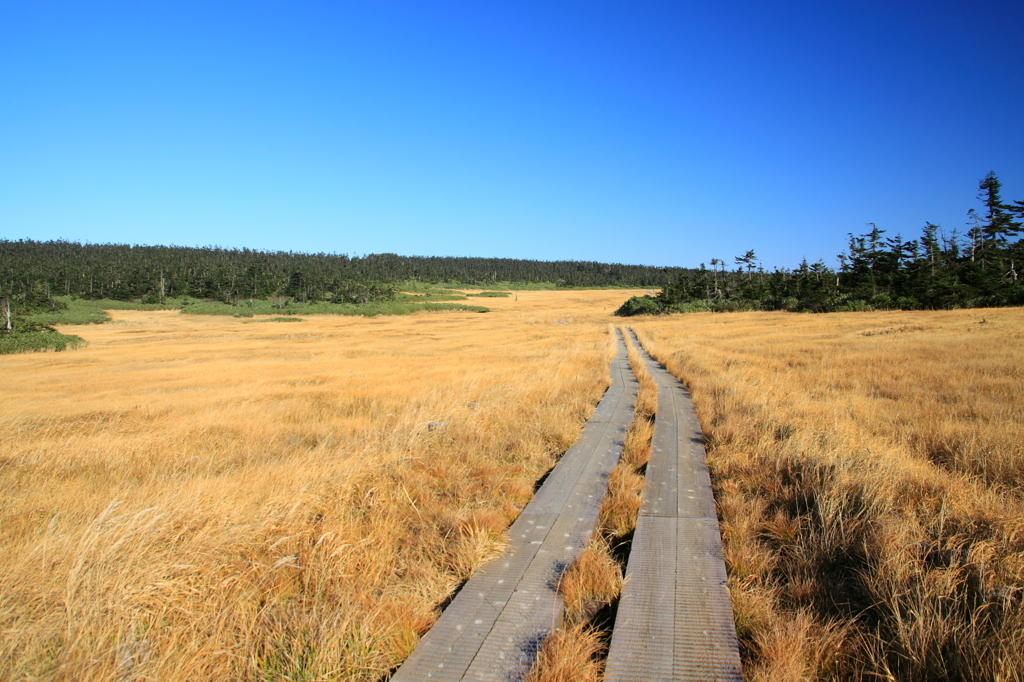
[3,289,1022,680]
[633,309,1024,680]
[0,290,639,681]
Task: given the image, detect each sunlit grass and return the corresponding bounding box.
[0,289,641,681]
[8,294,1018,680]
[633,308,1024,681]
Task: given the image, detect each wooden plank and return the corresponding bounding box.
[392,330,638,681]
[673,518,740,681]
[604,330,741,681]
[602,516,677,678]
[393,514,558,681]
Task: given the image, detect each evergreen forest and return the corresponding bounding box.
[0,242,685,344]
[3,172,1023,347]
[617,172,1024,315]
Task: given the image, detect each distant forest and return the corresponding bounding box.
[5,171,1022,331]
[0,241,685,319]
[618,172,1024,315]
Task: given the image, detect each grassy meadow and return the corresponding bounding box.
[19,295,490,326]
[0,289,639,681]
[633,309,1024,681]
[4,290,1024,681]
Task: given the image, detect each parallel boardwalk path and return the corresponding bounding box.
[392,330,638,681]
[604,329,742,681]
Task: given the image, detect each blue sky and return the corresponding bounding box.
[2,1,1022,269]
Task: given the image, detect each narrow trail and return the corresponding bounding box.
[604,329,741,681]
[392,330,638,681]
[394,328,741,680]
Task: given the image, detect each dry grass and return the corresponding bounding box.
[596,330,656,541]
[0,289,643,681]
[622,330,657,423]
[527,328,658,682]
[524,622,606,682]
[558,539,624,625]
[632,308,1024,681]
[17,295,1019,681]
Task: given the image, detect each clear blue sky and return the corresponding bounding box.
[2,1,1022,269]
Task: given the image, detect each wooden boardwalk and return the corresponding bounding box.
[604,329,742,681]
[391,330,638,681]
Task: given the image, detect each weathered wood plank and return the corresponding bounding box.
[604,330,741,681]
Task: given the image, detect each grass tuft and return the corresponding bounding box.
[558,539,624,623]
[524,622,605,682]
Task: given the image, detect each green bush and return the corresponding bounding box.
[23,296,186,328]
[420,303,489,313]
[72,297,183,311]
[661,299,716,313]
[24,300,110,326]
[614,295,662,317]
[182,300,489,317]
[0,332,86,355]
[395,293,468,301]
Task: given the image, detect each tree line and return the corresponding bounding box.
[618,172,1023,315]
[0,242,690,331]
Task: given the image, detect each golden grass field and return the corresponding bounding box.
[0,290,641,681]
[4,293,1023,681]
[634,309,1024,681]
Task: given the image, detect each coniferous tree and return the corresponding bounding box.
[617,173,1024,316]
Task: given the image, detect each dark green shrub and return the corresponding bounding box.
[615,295,662,317]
